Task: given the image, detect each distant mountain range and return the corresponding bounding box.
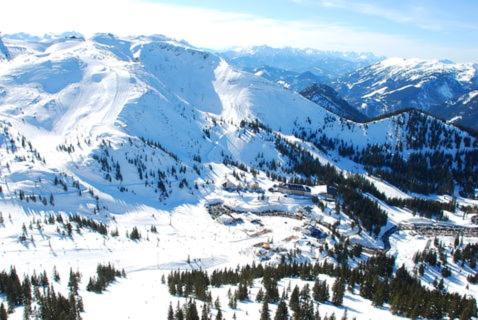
[243,65,328,91]
[221,47,478,131]
[335,57,478,130]
[220,46,381,81]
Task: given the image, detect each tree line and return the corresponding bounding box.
[166,253,476,319]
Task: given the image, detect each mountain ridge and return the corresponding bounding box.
[336,57,478,130]
[0,33,476,207]
[221,45,383,81]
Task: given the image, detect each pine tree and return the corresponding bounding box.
[68,270,83,320]
[186,300,200,320]
[313,280,329,303]
[298,300,315,320]
[314,307,321,320]
[372,282,386,307]
[129,227,141,240]
[228,289,238,309]
[256,288,264,302]
[0,304,7,320]
[215,308,222,320]
[53,266,60,282]
[176,302,185,320]
[168,303,174,320]
[263,274,280,303]
[237,283,249,301]
[274,299,289,320]
[300,284,310,302]
[21,276,32,320]
[201,304,210,320]
[214,297,221,310]
[260,300,271,320]
[289,285,300,313]
[331,278,345,306]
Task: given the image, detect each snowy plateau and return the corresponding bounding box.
[0,33,477,320]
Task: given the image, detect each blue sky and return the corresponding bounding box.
[1,0,477,62]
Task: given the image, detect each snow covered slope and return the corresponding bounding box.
[0,33,477,320]
[299,83,367,121]
[441,90,478,130]
[0,33,477,211]
[248,65,327,91]
[337,57,478,130]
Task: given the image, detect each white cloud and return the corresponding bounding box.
[0,0,474,61]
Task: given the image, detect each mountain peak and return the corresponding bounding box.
[375,57,475,74]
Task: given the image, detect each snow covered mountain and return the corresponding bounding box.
[440,90,478,130]
[0,33,475,207]
[247,65,327,91]
[0,34,477,320]
[336,57,478,130]
[221,46,382,81]
[299,83,367,121]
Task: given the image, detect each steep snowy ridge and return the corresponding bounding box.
[300,83,367,121]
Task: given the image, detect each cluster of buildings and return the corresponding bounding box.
[272,183,312,196]
[221,176,338,202]
[399,219,478,237]
[269,183,337,198]
[222,180,264,193]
